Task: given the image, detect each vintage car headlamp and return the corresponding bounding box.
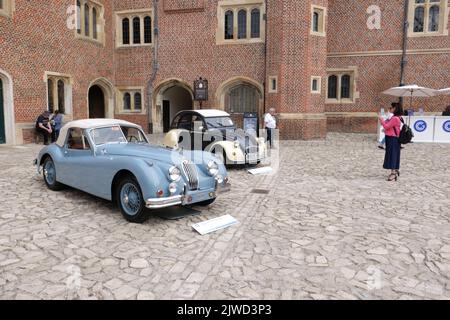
[168,166,181,182]
[169,182,178,195]
[207,160,219,176]
[234,141,240,148]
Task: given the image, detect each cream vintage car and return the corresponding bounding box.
[163,110,267,165]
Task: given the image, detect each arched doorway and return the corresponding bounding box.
[87,78,115,119]
[88,85,105,118]
[0,69,15,145]
[217,77,263,127]
[154,79,194,133]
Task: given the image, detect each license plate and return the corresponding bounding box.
[183,189,216,205]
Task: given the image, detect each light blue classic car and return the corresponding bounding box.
[34,119,230,223]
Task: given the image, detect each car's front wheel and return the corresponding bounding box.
[42,157,63,191]
[116,176,148,223]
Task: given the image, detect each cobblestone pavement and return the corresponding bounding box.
[0,133,449,300]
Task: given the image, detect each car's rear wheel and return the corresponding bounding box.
[196,198,216,206]
[43,157,63,191]
[116,176,148,223]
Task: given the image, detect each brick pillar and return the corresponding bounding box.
[266,0,328,140]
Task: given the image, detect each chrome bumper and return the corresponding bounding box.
[146,182,231,209]
[216,182,231,194]
[146,195,183,209]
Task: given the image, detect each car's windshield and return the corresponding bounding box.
[90,126,127,145]
[120,126,148,143]
[204,117,235,128]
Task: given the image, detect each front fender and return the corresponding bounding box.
[206,141,245,163]
[163,129,190,149]
[111,157,174,201]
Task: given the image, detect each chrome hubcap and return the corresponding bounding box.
[44,161,55,185]
[120,183,141,216]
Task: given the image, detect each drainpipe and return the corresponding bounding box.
[399,0,409,105]
[146,0,159,133]
[263,0,268,126]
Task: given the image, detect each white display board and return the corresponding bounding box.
[433,117,450,143]
[409,116,435,143]
[192,215,238,235]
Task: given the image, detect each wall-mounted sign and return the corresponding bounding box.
[194,77,208,101]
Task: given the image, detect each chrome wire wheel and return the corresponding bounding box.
[43,160,56,185]
[120,182,141,216]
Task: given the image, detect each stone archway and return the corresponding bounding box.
[216,76,264,127]
[87,78,114,119]
[0,69,16,145]
[153,79,194,133]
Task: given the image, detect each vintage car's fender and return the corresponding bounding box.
[205,141,246,163]
[103,156,179,202]
[36,145,64,173]
[163,129,189,149]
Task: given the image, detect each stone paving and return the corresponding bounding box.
[0,133,449,300]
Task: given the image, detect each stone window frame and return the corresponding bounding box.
[0,0,14,18]
[216,0,266,45]
[75,0,105,45]
[325,68,359,104]
[408,0,449,37]
[310,5,326,36]
[311,76,322,94]
[268,76,278,93]
[44,72,73,116]
[115,9,153,48]
[116,87,145,114]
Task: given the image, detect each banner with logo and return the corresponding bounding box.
[409,116,435,143]
[434,117,450,143]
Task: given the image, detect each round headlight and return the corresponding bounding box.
[207,160,219,176]
[169,182,178,194]
[168,166,181,182]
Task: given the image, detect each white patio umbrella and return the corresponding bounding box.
[438,88,450,95]
[382,84,437,108]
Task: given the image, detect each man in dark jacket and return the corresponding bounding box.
[35,111,52,145]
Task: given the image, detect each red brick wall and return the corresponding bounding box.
[0,0,115,125]
[326,0,450,119]
[1,0,449,143]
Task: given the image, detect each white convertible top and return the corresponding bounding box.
[56,118,140,147]
[194,109,230,118]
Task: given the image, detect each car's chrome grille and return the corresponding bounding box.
[182,160,199,190]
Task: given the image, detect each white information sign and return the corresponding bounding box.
[434,117,450,143]
[248,167,273,175]
[192,215,238,235]
[409,116,435,143]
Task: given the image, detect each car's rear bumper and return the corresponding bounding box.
[146,181,231,209]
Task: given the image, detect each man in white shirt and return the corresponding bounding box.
[264,108,277,148]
